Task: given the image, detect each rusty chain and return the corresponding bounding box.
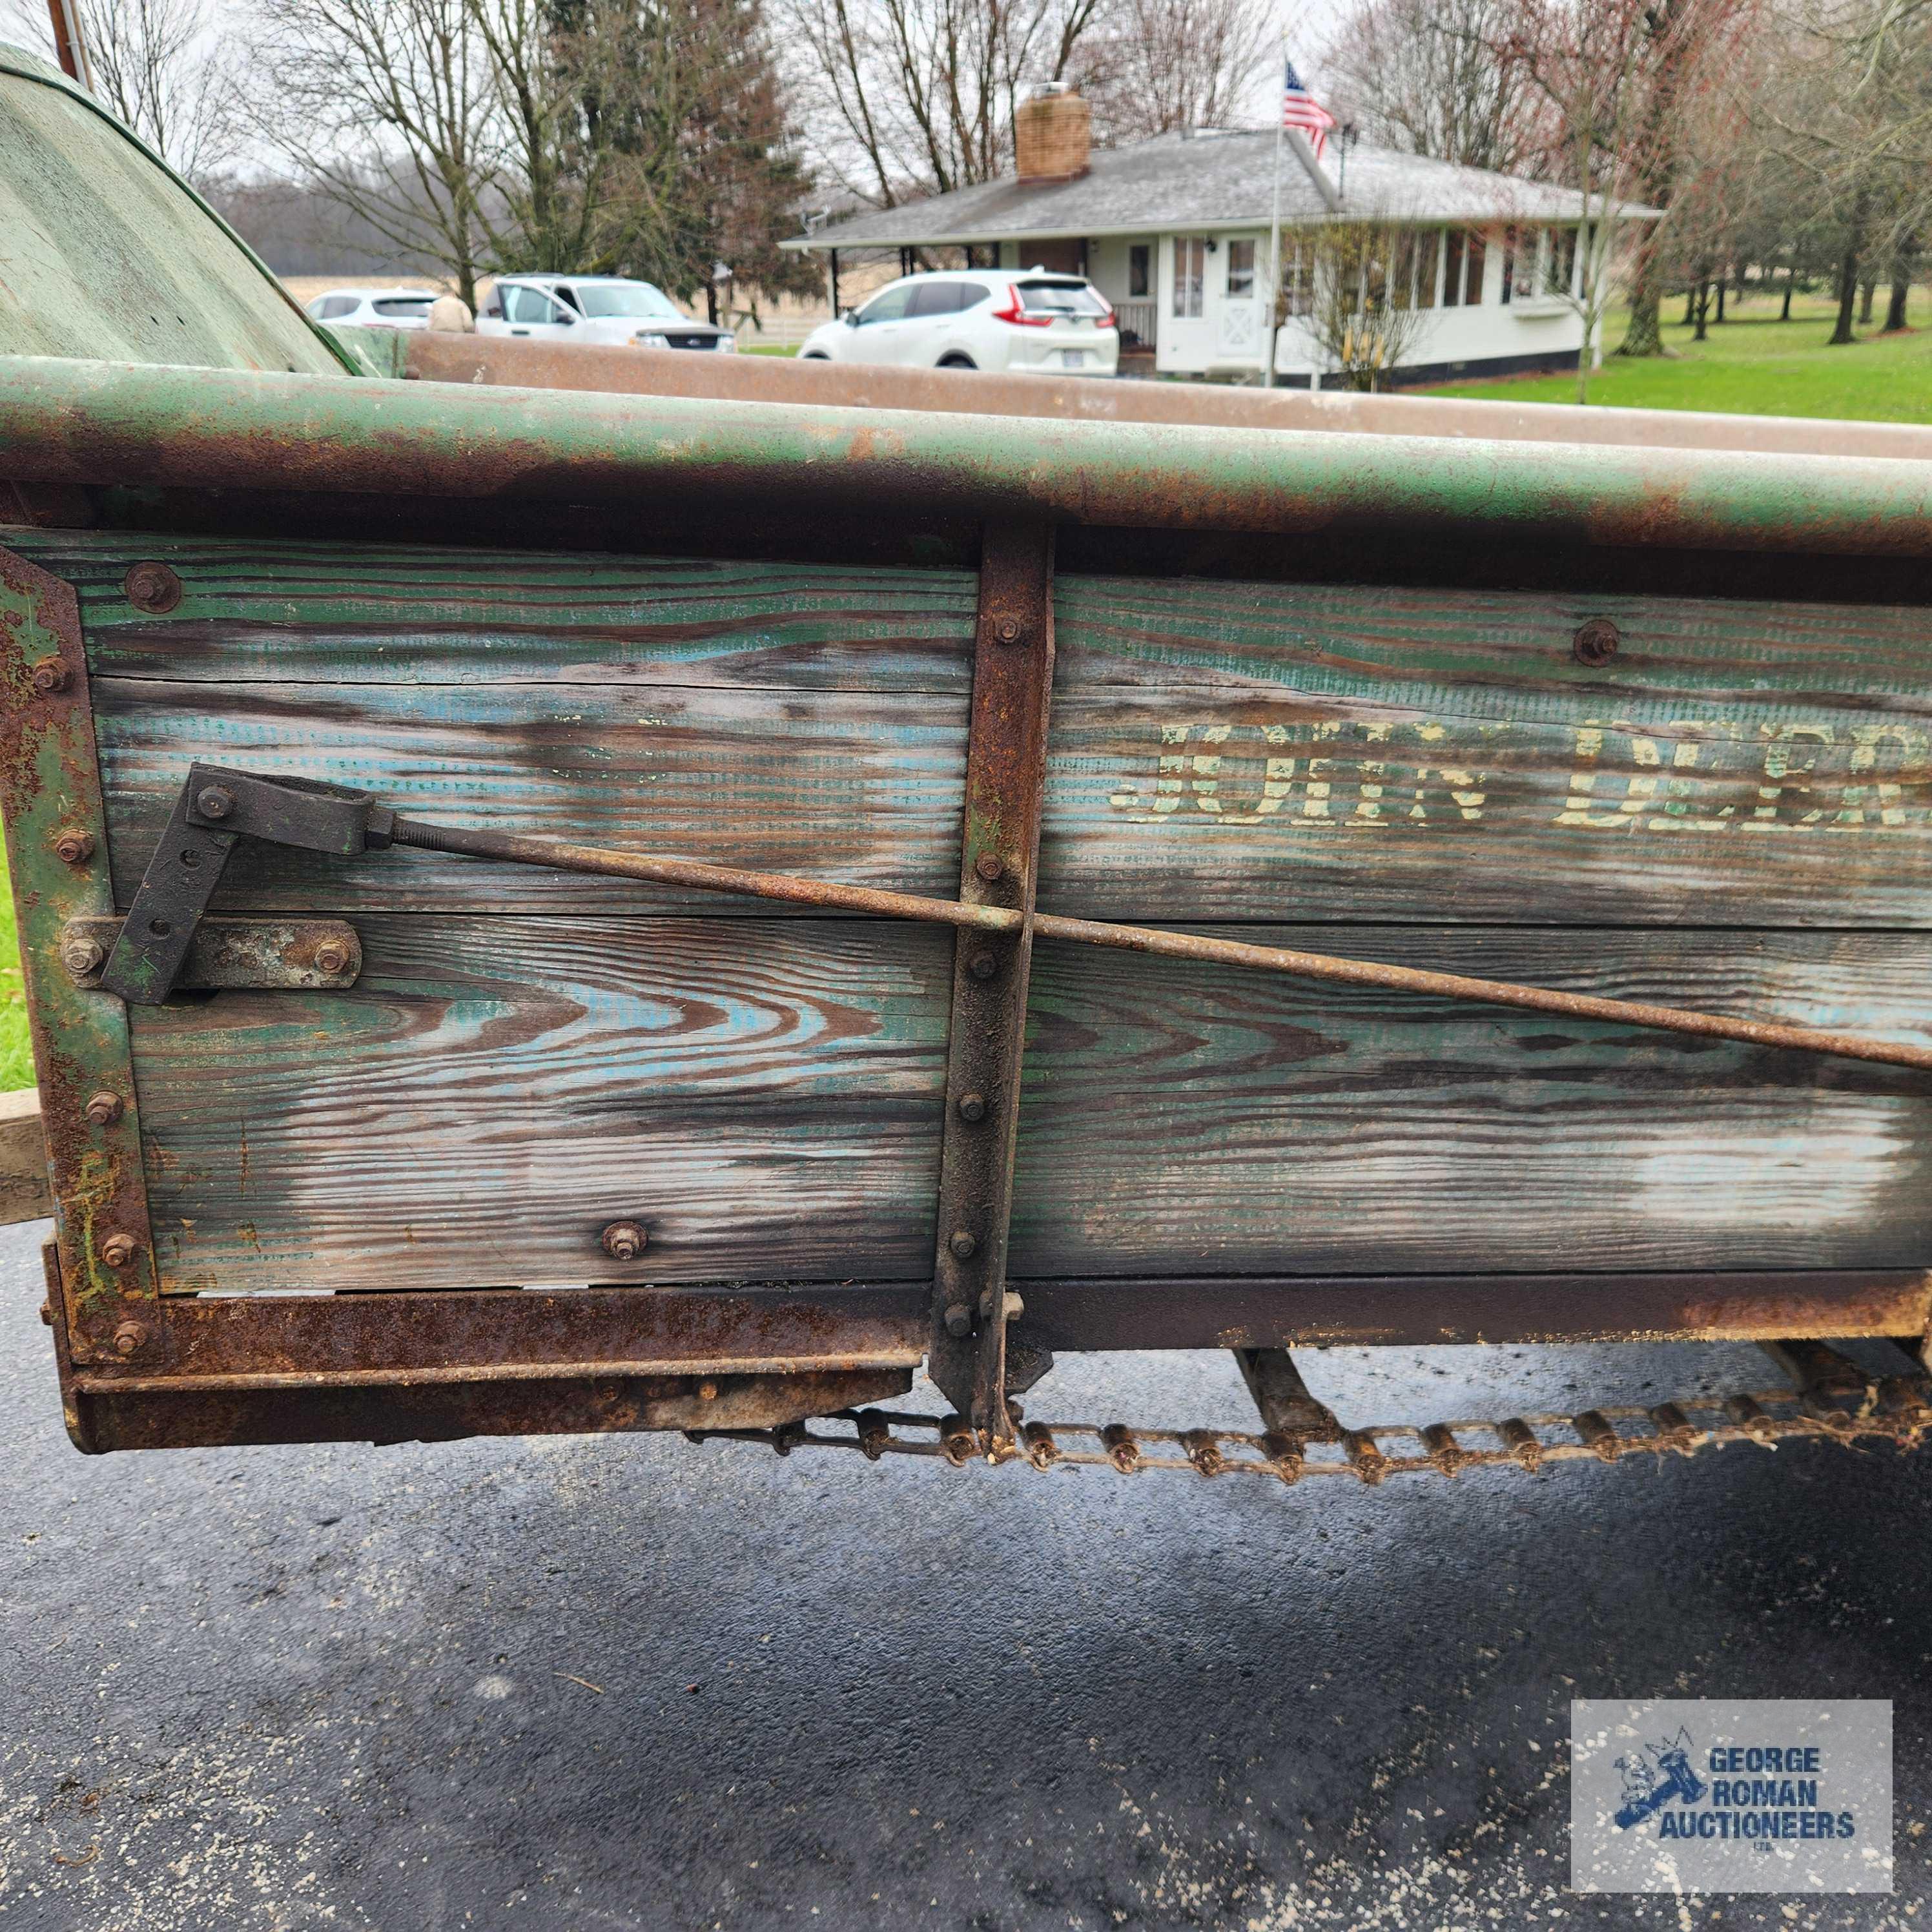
[688,1369,1932,1488]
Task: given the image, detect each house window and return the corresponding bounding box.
[1389,229,1435,309]
[1226,240,1256,300]
[1173,237,1206,318]
[1500,228,1519,304]
[1279,242,1314,317]
[1443,230,1485,307]
[1548,225,1577,295]
[1462,230,1486,303]
[1129,245,1150,298]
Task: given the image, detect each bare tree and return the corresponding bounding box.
[1299,213,1436,390]
[0,0,240,179]
[1074,0,1274,146]
[1319,0,1550,174]
[778,0,1108,205]
[247,0,502,308]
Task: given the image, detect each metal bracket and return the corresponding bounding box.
[101,764,389,1003]
[925,522,1057,1450]
[64,917,360,991]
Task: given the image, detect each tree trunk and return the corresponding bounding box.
[1886,278,1909,332]
[1682,287,1696,326]
[1858,276,1876,325]
[1715,278,1725,323]
[1692,279,1711,341]
[1618,285,1663,358]
[1831,242,1861,345]
[1781,266,1794,320]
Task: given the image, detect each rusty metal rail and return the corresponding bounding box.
[382,816,1932,1074]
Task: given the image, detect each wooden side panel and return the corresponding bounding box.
[128,920,1932,1294]
[26,528,1928,927]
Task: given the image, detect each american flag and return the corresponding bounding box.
[1282,58,1337,160]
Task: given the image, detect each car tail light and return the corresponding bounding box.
[1096,305,1116,329]
[991,287,1053,327]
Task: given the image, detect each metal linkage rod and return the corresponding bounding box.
[387,817,1932,1075]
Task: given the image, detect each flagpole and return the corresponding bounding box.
[1264,32,1286,391]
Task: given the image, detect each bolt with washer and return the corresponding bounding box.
[52,829,94,866]
[601,1219,648,1261]
[949,1228,978,1260]
[83,1091,124,1126]
[967,951,998,981]
[943,1302,973,1339]
[29,658,68,695]
[113,1320,149,1357]
[992,615,1022,644]
[99,1232,138,1269]
[61,936,105,979]
[195,785,236,821]
[313,940,351,975]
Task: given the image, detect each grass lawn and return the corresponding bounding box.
[1421,289,1932,420]
[0,841,32,1091]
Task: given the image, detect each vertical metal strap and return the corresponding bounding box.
[927,522,1056,1449]
[0,547,162,1362]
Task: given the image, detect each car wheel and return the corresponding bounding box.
[801,352,830,360]
[938,354,977,369]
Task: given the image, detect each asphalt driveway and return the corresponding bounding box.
[1,1220,1927,1930]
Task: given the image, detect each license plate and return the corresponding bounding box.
[1059,349,1085,368]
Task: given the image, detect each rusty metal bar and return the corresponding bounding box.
[0,548,160,1357]
[376,817,1932,1073]
[925,522,1056,1448]
[397,327,1932,467]
[6,356,1932,560]
[1234,1348,1342,1439]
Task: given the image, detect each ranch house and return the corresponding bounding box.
[785,88,1661,387]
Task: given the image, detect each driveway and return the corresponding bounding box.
[0,1220,1925,1930]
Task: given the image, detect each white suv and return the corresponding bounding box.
[799,269,1118,375]
[306,288,438,330]
[477,276,734,351]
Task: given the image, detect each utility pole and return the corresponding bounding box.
[1263,34,1285,390]
[46,0,93,89]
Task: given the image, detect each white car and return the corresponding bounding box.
[799,269,1118,375]
[476,276,734,351]
[305,287,439,330]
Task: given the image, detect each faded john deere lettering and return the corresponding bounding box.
[1107,717,1932,833]
[1107,719,1492,827]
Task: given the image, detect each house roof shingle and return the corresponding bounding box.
[784,132,1658,251]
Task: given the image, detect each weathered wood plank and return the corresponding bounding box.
[0,1087,51,1226]
[20,533,978,692]
[94,668,1932,927]
[129,918,1932,1294]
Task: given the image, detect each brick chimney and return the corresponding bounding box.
[1014,83,1091,183]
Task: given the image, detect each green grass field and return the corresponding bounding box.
[1422,289,1932,420]
[0,843,32,1090]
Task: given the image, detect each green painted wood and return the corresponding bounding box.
[127,918,1932,1294]
[12,529,1926,927]
[135,916,952,1294]
[0,55,349,376]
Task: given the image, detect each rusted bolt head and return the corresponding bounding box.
[313,941,351,975]
[113,1319,149,1357]
[1572,617,1621,668]
[124,561,183,615]
[967,951,998,981]
[974,852,1005,883]
[83,1091,124,1127]
[956,1091,987,1123]
[194,785,236,821]
[28,657,68,695]
[697,1379,719,1401]
[37,1298,52,1327]
[52,828,94,865]
[993,615,1022,644]
[949,1228,978,1260]
[61,936,105,978]
[601,1219,648,1261]
[99,1232,138,1269]
[943,1302,973,1339]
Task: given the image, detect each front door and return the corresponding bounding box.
[1161,236,1217,373]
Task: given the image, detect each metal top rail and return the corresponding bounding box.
[2,354,1931,558]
